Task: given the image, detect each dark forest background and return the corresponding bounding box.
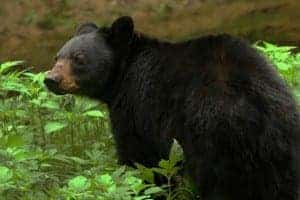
[1,0,300,70]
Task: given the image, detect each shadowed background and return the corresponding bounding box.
[0,0,299,70]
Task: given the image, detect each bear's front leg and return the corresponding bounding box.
[110,116,172,168]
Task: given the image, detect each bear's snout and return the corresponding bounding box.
[44,71,65,95]
[44,59,80,95]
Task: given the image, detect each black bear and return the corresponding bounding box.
[44,16,300,200]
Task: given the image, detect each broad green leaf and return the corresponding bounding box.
[83,110,105,118]
[24,72,45,86]
[277,62,291,71]
[69,156,87,165]
[80,99,100,111]
[158,160,171,171]
[68,175,90,192]
[155,158,180,177]
[6,135,24,148]
[16,110,27,117]
[96,174,114,186]
[152,167,168,177]
[1,82,30,95]
[125,176,143,188]
[112,165,127,177]
[262,41,278,52]
[44,122,67,134]
[276,45,296,52]
[135,163,155,184]
[0,166,13,184]
[107,184,117,193]
[30,98,42,106]
[169,139,184,166]
[41,100,60,109]
[144,186,164,195]
[133,196,151,200]
[0,61,24,74]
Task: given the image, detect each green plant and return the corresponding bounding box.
[0,60,167,199]
[58,169,163,200]
[254,41,300,100]
[136,140,194,200]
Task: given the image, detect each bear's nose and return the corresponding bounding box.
[44,72,63,94]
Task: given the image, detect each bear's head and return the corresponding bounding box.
[44,16,135,100]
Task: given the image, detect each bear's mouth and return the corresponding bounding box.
[44,78,80,95]
[44,77,69,95]
[48,87,68,95]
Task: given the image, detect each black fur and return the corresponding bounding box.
[48,16,300,200]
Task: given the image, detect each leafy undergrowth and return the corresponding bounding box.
[0,62,190,199]
[0,42,300,199]
[254,41,300,100]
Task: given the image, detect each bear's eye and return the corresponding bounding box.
[73,53,86,65]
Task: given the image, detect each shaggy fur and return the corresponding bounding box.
[45,16,300,200]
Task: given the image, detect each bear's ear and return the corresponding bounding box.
[75,23,98,36]
[109,16,134,44]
